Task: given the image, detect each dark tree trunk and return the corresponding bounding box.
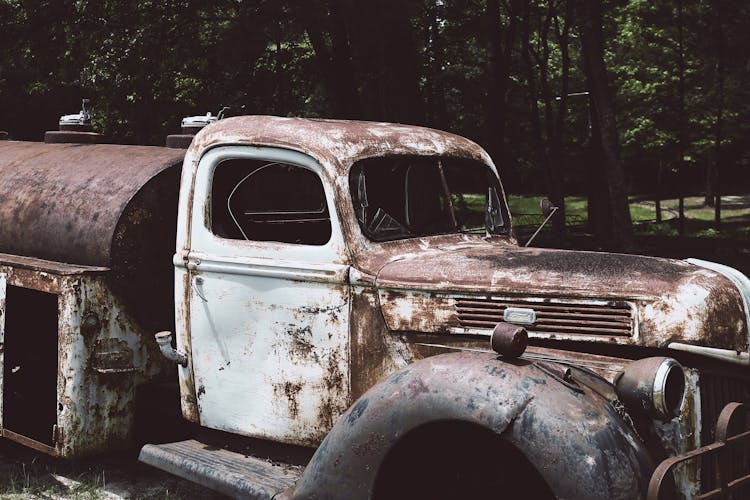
[537,3,565,245]
[275,26,284,115]
[426,0,447,128]
[585,94,610,240]
[521,0,550,202]
[342,0,425,123]
[328,0,361,118]
[656,157,664,223]
[483,0,519,164]
[547,0,574,244]
[521,0,572,246]
[708,0,725,228]
[301,0,361,118]
[579,0,633,250]
[676,0,686,234]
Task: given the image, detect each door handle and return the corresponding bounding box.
[192,275,208,302]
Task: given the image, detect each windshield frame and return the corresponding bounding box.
[348,154,512,243]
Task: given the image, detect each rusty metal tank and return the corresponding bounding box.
[0,140,185,331]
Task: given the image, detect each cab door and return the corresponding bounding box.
[180,146,350,446]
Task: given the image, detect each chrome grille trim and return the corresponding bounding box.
[455,297,634,337]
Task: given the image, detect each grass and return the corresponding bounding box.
[0,440,224,499]
[507,194,750,239]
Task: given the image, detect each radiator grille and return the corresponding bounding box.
[699,373,750,493]
[455,297,634,337]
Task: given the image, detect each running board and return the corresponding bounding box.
[139,439,303,499]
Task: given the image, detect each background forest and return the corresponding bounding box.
[1,0,749,251]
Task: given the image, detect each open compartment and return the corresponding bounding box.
[2,285,59,447]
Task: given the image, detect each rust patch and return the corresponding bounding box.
[374,244,699,299]
[351,432,387,457]
[0,264,65,293]
[404,377,429,399]
[379,289,458,333]
[349,288,401,400]
[286,324,318,362]
[274,382,303,419]
[90,338,134,374]
[639,270,748,353]
[0,141,183,267]
[316,349,346,432]
[702,281,748,348]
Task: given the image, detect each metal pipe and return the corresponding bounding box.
[155,331,187,366]
[668,342,749,365]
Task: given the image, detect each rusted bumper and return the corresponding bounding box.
[649,402,750,499]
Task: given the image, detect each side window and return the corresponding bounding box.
[211,159,332,245]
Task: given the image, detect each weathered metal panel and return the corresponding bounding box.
[181,145,351,447]
[349,286,411,401]
[292,351,654,500]
[55,274,171,457]
[374,243,721,300]
[0,256,170,458]
[369,244,748,354]
[139,439,303,499]
[0,141,183,267]
[174,264,198,423]
[653,369,703,498]
[188,116,492,179]
[187,264,350,446]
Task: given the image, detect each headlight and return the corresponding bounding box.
[615,357,685,421]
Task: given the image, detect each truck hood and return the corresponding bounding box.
[374,244,750,356]
[376,245,711,298]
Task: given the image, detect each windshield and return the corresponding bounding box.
[349,156,509,242]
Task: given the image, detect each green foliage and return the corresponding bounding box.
[0,0,748,195]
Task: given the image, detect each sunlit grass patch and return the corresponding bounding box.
[507,194,750,238]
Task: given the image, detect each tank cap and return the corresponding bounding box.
[173,107,230,143]
[59,99,92,126]
[181,112,219,129]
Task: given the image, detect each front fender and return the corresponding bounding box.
[291,351,654,500]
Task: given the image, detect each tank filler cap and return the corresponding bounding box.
[181,112,218,131]
[167,107,229,148]
[59,98,93,130]
[45,99,103,144]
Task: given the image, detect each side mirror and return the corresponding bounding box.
[540,198,555,218]
[525,198,559,247]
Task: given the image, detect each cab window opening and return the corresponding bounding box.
[211,158,332,245]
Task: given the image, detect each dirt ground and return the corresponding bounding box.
[0,439,226,499]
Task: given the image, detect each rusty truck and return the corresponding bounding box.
[0,110,749,499]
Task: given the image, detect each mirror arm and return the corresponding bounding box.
[524,205,559,247]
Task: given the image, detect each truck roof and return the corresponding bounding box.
[189,115,492,175]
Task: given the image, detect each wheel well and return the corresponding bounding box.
[372,420,554,500]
